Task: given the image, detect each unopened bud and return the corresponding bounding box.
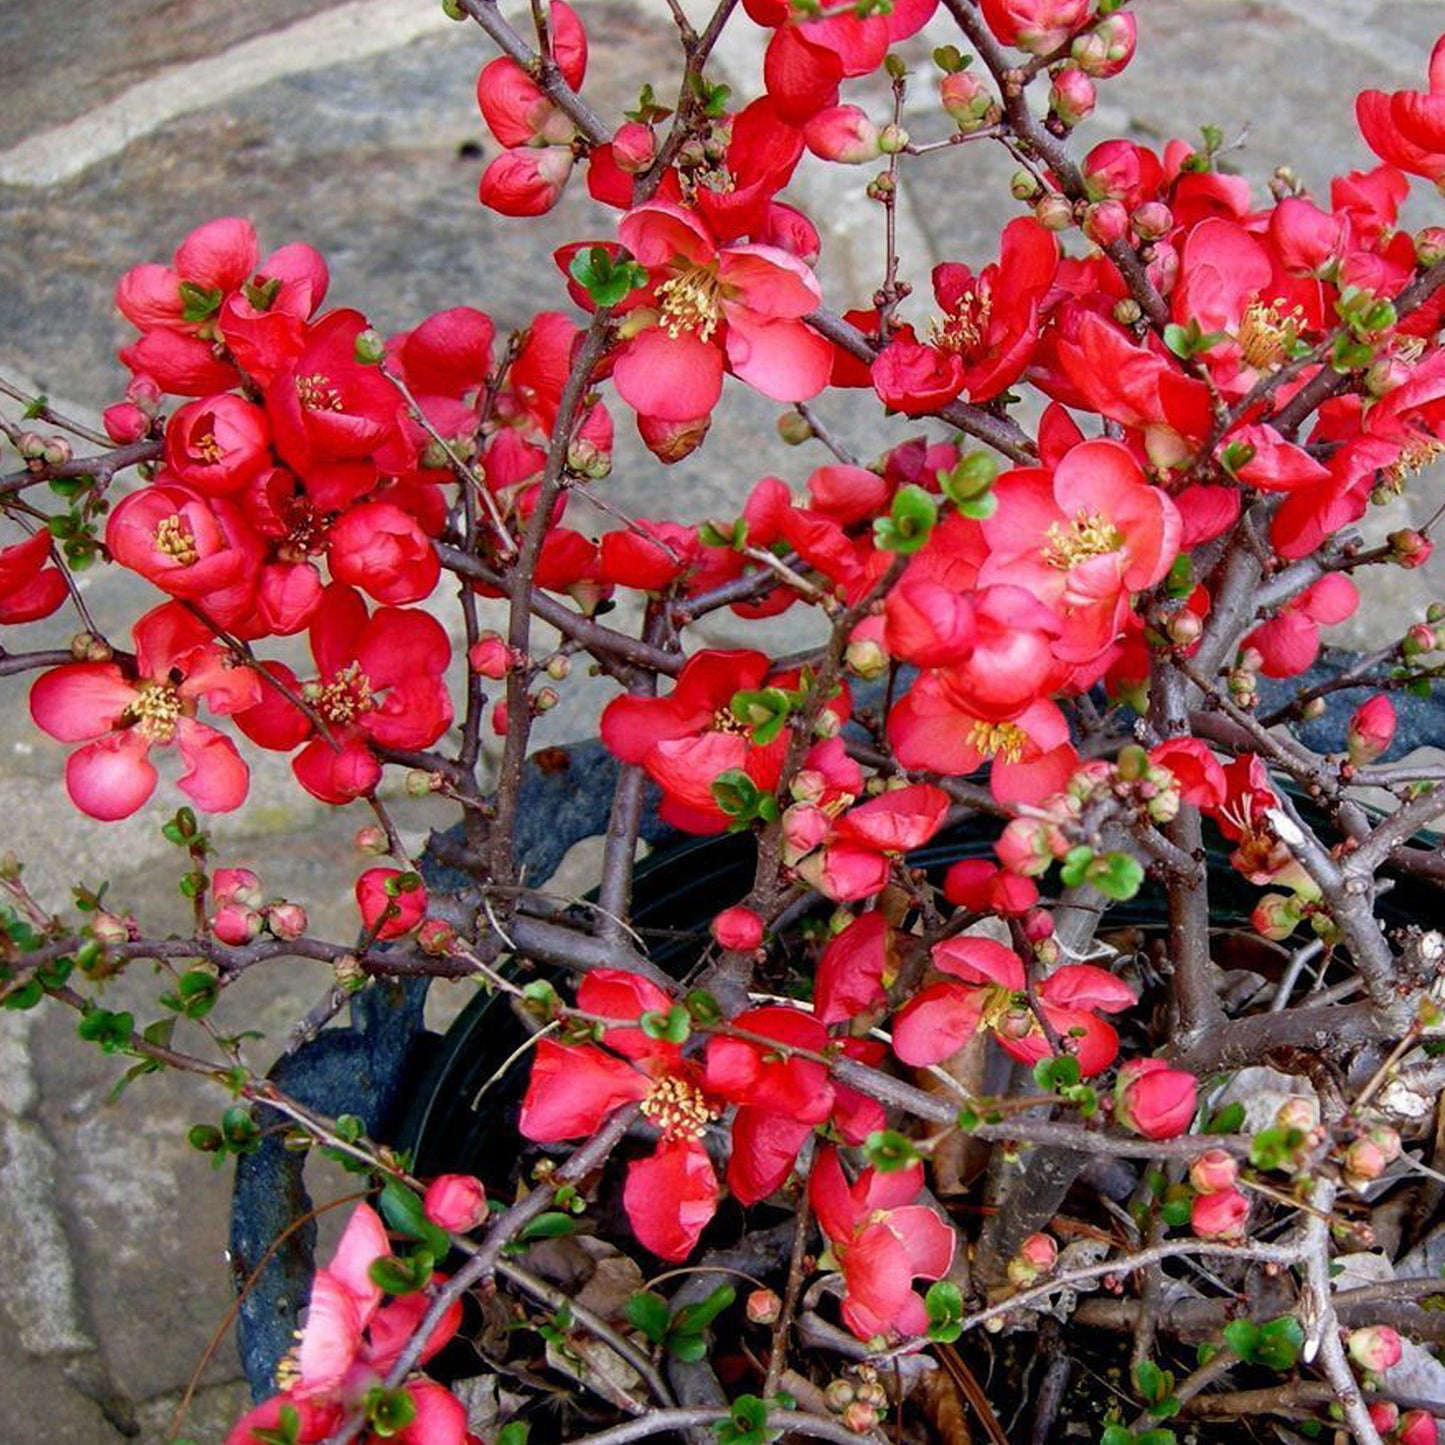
[1405,622,1438,656]
[1190,1186,1249,1241]
[1111,298,1143,326]
[1165,609,1202,647]
[355,824,390,856]
[746,1288,783,1325]
[824,1380,856,1413]
[90,911,133,946]
[418,918,459,955]
[1416,226,1445,269]
[41,436,73,467]
[1274,1096,1318,1131]
[264,901,309,940]
[1011,169,1043,201]
[940,70,995,131]
[1347,1324,1403,1373]
[778,411,814,445]
[1188,1148,1239,1195]
[334,953,367,991]
[468,633,511,679]
[1131,201,1173,241]
[1048,66,1095,127]
[845,635,889,680]
[533,686,559,712]
[1083,199,1130,247]
[1035,193,1075,231]
[211,903,263,946]
[406,769,437,797]
[877,122,910,155]
[1390,528,1433,568]
[841,1402,879,1434]
[545,653,571,681]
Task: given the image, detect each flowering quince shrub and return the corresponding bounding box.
[11,7,1445,1445]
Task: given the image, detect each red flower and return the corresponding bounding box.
[518,970,720,1261]
[607,202,832,421]
[0,530,67,625]
[1357,34,1445,181]
[356,868,428,940]
[891,936,1134,1077]
[30,603,259,821]
[809,1148,955,1341]
[1115,1058,1197,1139]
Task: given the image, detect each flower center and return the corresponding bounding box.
[968,719,1028,764]
[977,984,1030,1035]
[278,496,329,562]
[930,288,993,354]
[192,430,225,465]
[305,661,375,724]
[1043,510,1122,569]
[153,513,199,565]
[657,264,723,342]
[639,1074,718,1142]
[1384,433,1445,490]
[297,373,345,412]
[1236,298,1304,372]
[125,681,184,743]
[711,705,751,736]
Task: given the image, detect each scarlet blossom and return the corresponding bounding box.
[600,649,810,833]
[607,201,832,421]
[105,481,263,629]
[927,218,1059,403]
[479,147,575,217]
[162,393,272,495]
[0,530,67,625]
[1115,1058,1197,1139]
[30,602,258,821]
[217,240,331,387]
[830,783,951,855]
[809,1148,955,1341]
[1242,572,1358,677]
[889,685,1079,807]
[870,338,966,415]
[598,521,701,592]
[518,970,721,1261]
[356,868,428,940]
[891,936,1134,1077]
[423,1174,488,1233]
[814,912,893,1024]
[980,439,1182,664]
[942,859,1039,917]
[233,584,452,806]
[1149,737,1226,810]
[327,501,441,606]
[224,1202,465,1445]
[1357,34,1445,181]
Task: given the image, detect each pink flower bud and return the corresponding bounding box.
[1390,529,1434,568]
[636,411,711,464]
[1417,227,1445,268]
[940,71,995,131]
[1006,1230,1058,1284]
[1131,201,1173,242]
[1190,1186,1249,1241]
[1035,193,1076,231]
[746,1288,783,1325]
[355,824,390,856]
[1083,199,1130,247]
[1274,1096,1317,1132]
[1370,1402,1401,1436]
[611,120,656,174]
[264,901,308,940]
[1188,1149,1238,1195]
[1252,892,1303,942]
[1071,13,1137,76]
[90,911,134,946]
[1049,66,1095,127]
[418,918,459,955]
[1115,1058,1197,1140]
[469,634,511,679]
[712,906,765,952]
[842,1402,880,1434]
[996,817,1067,877]
[1347,695,1396,767]
[1344,1136,1389,1184]
[423,1173,488,1232]
[211,903,263,946]
[212,867,263,908]
[1347,1325,1403,1373]
[103,402,149,444]
[804,105,883,164]
[782,803,832,866]
[1400,1410,1441,1445]
[478,146,573,217]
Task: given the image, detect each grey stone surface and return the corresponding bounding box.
[1,1,1444,1439]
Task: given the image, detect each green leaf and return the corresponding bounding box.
[188,1123,225,1154]
[1254,1315,1304,1371]
[625,1290,671,1344]
[221,1105,263,1156]
[1132,1360,1171,1405]
[716,1394,779,1445]
[639,1004,691,1044]
[730,687,793,747]
[1204,1101,1245,1135]
[1034,1055,1082,1092]
[3,979,44,1010]
[668,1331,709,1363]
[685,989,723,1025]
[369,1250,434,1296]
[364,1384,418,1438]
[931,44,971,73]
[380,1178,452,1258]
[1060,844,1095,889]
[1094,852,1145,902]
[178,281,224,323]
[517,1211,579,1243]
[873,484,937,555]
[77,1006,135,1054]
[672,1283,735,1335]
[567,246,647,308]
[496,1424,531,1445]
[924,1280,964,1344]
[863,1129,918,1172]
[1222,1319,1261,1360]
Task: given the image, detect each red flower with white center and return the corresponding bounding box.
[106,481,264,630]
[607,202,832,422]
[519,970,722,1261]
[891,936,1134,1077]
[889,686,1079,807]
[928,217,1058,403]
[980,439,1182,664]
[233,584,452,805]
[1357,34,1445,182]
[808,1148,955,1342]
[30,602,259,821]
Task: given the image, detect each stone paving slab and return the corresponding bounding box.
[2,3,1445,1441]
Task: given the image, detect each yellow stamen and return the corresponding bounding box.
[639,1074,717,1142]
[153,514,199,565]
[968,720,1028,765]
[1042,510,1121,569]
[124,682,184,743]
[296,373,344,412]
[656,264,723,342]
[303,661,375,725]
[193,431,224,464]
[930,288,993,354]
[1236,297,1304,372]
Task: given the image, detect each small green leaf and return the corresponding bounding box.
[924,1280,964,1343]
[673,1283,735,1335]
[380,1178,452,1257]
[364,1384,419,1438]
[369,1251,434,1296]
[1034,1055,1082,1092]
[863,1129,919,1173]
[625,1290,671,1344]
[517,1211,579,1243]
[1204,1102,1245,1134]
[178,282,224,323]
[496,1425,530,1445]
[567,246,647,308]
[1222,1319,1261,1360]
[874,484,937,555]
[640,1005,691,1044]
